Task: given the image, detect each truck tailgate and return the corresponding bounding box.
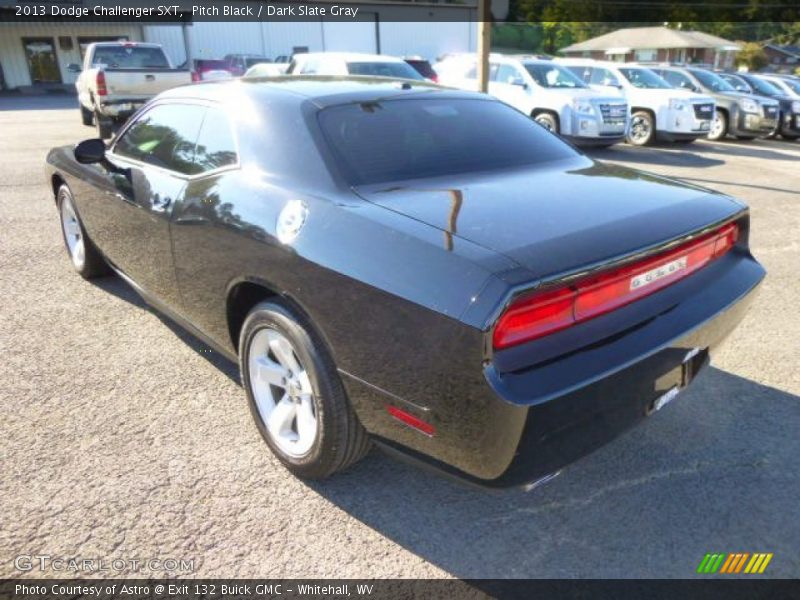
[104,70,190,97]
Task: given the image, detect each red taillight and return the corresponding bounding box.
[96,71,107,96]
[492,223,740,350]
[191,70,200,83]
[386,405,435,436]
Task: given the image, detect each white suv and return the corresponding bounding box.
[558,60,716,146]
[286,52,424,81]
[435,54,628,146]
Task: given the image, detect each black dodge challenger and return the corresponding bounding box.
[46,77,765,488]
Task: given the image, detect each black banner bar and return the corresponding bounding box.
[3,579,800,600]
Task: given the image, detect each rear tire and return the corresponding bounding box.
[626,110,655,146]
[57,184,109,279]
[240,301,370,479]
[95,111,113,139]
[80,105,93,126]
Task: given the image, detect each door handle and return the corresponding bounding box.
[145,74,155,81]
[152,195,172,212]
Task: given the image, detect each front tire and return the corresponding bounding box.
[708,109,728,141]
[57,184,109,279]
[240,301,370,479]
[533,112,559,134]
[626,110,655,146]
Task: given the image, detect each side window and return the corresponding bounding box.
[664,70,692,89]
[495,64,523,84]
[299,59,319,74]
[113,103,205,175]
[193,108,238,173]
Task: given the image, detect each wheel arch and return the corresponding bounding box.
[631,106,656,126]
[225,278,336,361]
[531,108,560,125]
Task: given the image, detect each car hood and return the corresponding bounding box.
[552,87,624,101]
[664,88,715,104]
[354,157,744,281]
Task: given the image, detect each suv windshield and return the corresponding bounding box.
[524,63,586,88]
[690,69,735,92]
[92,46,169,69]
[745,75,782,96]
[346,62,424,80]
[720,74,751,92]
[618,67,670,89]
[319,98,578,185]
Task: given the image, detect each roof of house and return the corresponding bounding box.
[764,44,800,57]
[562,26,741,53]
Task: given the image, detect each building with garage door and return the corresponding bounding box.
[0,1,477,91]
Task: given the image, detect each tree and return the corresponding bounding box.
[736,42,769,71]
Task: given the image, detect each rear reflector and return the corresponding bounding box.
[386,405,435,436]
[493,223,739,350]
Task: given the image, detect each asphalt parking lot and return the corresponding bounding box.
[1,94,798,580]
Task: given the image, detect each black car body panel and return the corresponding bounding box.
[46,77,766,486]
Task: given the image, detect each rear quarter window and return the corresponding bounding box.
[318,97,578,186]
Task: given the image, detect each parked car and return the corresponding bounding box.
[437,54,629,146]
[191,59,234,82]
[71,42,191,139]
[45,77,764,487]
[404,56,438,82]
[244,63,289,78]
[224,54,271,76]
[646,65,780,141]
[718,72,800,140]
[286,52,424,80]
[559,59,715,145]
[757,73,800,99]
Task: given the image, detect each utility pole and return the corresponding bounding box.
[477,0,491,93]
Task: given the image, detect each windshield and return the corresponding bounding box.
[92,46,169,69]
[720,74,751,92]
[778,77,800,95]
[346,62,424,80]
[618,68,671,89]
[318,98,578,185]
[745,75,782,96]
[524,63,586,88]
[690,69,735,92]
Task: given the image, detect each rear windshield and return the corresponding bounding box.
[196,60,228,70]
[245,57,270,68]
[346,62,424,80]
[91,46,169,69]
[318,98,578,186]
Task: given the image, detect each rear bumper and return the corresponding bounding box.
[96,98,148,118]
[363,252,765,488]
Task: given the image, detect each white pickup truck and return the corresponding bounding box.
[71,42,191,138]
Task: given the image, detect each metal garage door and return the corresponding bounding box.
[322,20,377,53]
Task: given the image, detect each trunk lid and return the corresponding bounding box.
[354,157,744,281]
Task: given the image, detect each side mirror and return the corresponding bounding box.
[67,63,81,73]
[510,77,528,89]
[74,139,106,164]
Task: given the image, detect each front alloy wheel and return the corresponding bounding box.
[627,111,655,146]
[708,110,728,141]
[57,184,108,279]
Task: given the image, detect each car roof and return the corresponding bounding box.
[294,52,406,63]
[159,76,480,108]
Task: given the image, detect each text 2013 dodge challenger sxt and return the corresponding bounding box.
[46,77,765,487]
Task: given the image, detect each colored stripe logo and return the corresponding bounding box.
[697,552,773,574]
